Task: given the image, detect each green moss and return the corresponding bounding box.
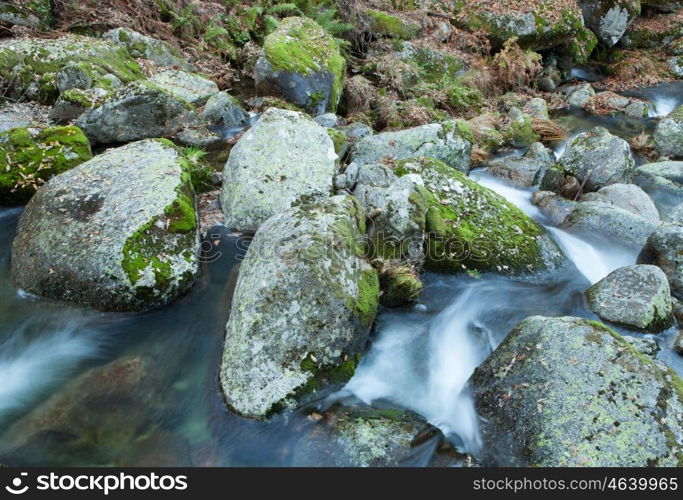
[455,120,475,144]
[262,17,346,111]
[504,117,540,148]
[353,268,380,329]
[257,96,307,114]
[120,159,197,297]
[366,9,419,40]
[380,266,423,307]
[395,157,555,274]
[327,128,348,156]
[0,37,143,104]
[60,88,99,108]
[0,126,93,206]
[565,26,598,65]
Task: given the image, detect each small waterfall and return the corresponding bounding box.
[0,316,103,422]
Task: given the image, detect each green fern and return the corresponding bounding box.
[267,3,303,17]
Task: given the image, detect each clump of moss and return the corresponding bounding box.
[504,117,540,148]
[395,157,557,274]
[0,126,93,206]
[366,9,419,40]
[380,265,423,307]
[327,128,349,157]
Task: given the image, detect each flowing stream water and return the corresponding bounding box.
[0,84,682,466]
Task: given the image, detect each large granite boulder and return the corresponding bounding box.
[220,195,379,419]
[75,81,194,145]
[350,123,472,173]
[0,126,92,206]
[557,127,635,192]
[255,17,346,115]
[586,265,673,332]
[635,161,683,200]
[395,157,566,275]
[11,139,200,311]
[469,316,683,466]
[486,142,555,187]
[221,108,336,233]
[200,91,248,130]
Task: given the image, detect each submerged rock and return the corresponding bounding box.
[220,195,379,419]
[395,157,566,275]
[638,224,683,300]
[586,265,673,332]
[578,0,640,47]
[0,126,92,206]
[292,406,466,467]
[655,106,683,158]
[255,17,346,115]
[11,139,200,311]
[75,81,194,145]
[221,108,336,233]
[0,35,143,105]
[469,316,683,466]
[0,356,168,465]
[148,70,218,107]
[557,127,635,192]
[350,123,472,173]
[104,28,189,69]
[486,143,555,188]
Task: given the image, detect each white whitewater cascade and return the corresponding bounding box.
[342,170,640,455]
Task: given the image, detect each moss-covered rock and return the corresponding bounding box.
[395,157,566,275]
[103,27,189,69]
[586,265,674,331]
[255,17,346,115]
[558,127,635,191]
[148,70,218,107]
[503,116,541,148]
[0,35,143,105]
[365,9,420,40]
[49,87,110,124]
[75,81,195,145]
[10,139,200,311]
[380,265,423,307]
[469,316,683,466]
[452,1,585,51]
[221,108,336,233]
[557,25,598,66]
[0,125,92,206]
[220,195,379,419]
[350,122,472,173]
[353,163,429,261]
